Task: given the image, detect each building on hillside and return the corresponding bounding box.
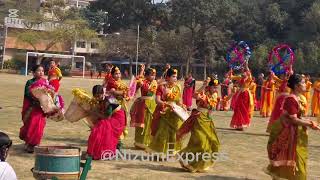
[40,0,96,8]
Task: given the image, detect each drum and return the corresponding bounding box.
[32,146,81,180]
[171,102,190,121]
[64,89,99,128]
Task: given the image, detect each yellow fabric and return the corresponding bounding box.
[149,109,183,153]
[134,98,157,147]
[178,112,220,172]
[149,84,183,153]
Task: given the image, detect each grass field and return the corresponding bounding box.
[0,73,319,180]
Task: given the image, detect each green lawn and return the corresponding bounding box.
[0,73,319,180]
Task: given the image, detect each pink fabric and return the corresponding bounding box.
[19,99,46,146]
[183,87,194,108]
[230,90,251,128]
[87,109,126,160]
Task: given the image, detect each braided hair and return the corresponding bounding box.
[0,132,12,162]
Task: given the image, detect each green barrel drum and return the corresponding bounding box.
[33,146,81,180]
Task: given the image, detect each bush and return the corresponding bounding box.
[3,59,25,70]
[59,65,71,76]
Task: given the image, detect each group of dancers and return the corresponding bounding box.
[17,60,320,179]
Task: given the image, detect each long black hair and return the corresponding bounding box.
[31,64,44,72]
[145,68,155,76]
[92,85,104,96]
[287,74,303,90]
[0,132,12,161]
[166,68,177,78]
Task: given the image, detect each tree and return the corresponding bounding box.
[170,0,238,76]
[16,1,97,64]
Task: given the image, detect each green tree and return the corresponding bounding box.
[16,2,97,63]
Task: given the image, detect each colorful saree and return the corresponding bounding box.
[267,95,308,180]
[149,84,183,154]
[19,78,47,147]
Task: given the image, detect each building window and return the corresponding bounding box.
[76,41,86,48]
[91,42,99,49]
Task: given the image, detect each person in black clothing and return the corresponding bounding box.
[256,73,264,110]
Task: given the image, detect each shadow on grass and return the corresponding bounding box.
[196,175,255,180]
[216,128,269,137]
[44,137,87,145]
[10,143,34,158]
[114,163,186,173]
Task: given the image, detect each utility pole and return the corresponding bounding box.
[135,24,140,75]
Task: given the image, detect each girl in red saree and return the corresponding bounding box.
[183,73,195,111]
[48,60,62,92]
[130,67,157,149]
[177,78,220,173]
[229,64,254,130]
[266,74,320,180]
[105,66,129,149]
[19,65,47,153]
[86,85,126,160]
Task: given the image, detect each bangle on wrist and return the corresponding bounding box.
[311,121,318,128]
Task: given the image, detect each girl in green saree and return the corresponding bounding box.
[267,74,320,180]
[149,68,184,155]
[176,77,220,173]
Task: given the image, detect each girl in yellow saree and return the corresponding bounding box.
[176,77,220,173]
[267,74,320,180]
[149,68,184,155]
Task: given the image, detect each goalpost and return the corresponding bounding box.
[25,52,86,78]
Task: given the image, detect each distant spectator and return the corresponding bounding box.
[90,69,94,79]
[124,70,129,79]
[162,63,171,79]
[97,70,102,79]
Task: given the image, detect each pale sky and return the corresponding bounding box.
[154,0,168,3]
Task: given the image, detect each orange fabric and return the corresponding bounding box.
[303,80,312,116]
[249,82,256,115]
[48,67,62,79]
[311,80,320,116]
[261,79,275,117]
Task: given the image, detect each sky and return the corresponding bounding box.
[154,0,168,3]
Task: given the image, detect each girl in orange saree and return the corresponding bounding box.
[311,79,320,117]
[266,74,320,180]
[303,75,312,116]
[260,74,276,117]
